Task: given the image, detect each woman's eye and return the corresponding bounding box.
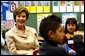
[18,15,20,17]
[22,16,26,18]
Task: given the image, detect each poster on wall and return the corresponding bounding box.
[73,1,80,12]
[43,1,50,13]
[1,20,6,30]
[80,1,84,12]
[1,14,3,20]
[19,1,25,6]
[37,14,44,22]
[60,1,66,12]
[66,1,73,12]
[5,20,14,29]
[10,2,16,12]
[81,14,84,23]
[36,1,43,13]
[6,10,13,20]
[1,1,11,20]
[25,1,30,6]
[37,14,44,33]
[1,5,2,14]
[62,13,77,24]
[12,1,18,8]
[25,1,31,12]
[30,1,37,13]
[37,13,52,21]
[52,1,60,12]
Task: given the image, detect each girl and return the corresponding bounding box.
[64,18,78,55]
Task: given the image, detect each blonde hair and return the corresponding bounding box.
[13,6,29,22]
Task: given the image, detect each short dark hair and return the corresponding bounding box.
[39,15,61,40]
[64,18,78,34]
[13,6,29,22]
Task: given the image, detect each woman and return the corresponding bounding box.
[5,6,39,55]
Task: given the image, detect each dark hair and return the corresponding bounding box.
[39,15,61,40]
[64,18,78,34]
[13,6,29,22]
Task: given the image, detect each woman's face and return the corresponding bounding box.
[16,12,26,27]
[67,23,76,33]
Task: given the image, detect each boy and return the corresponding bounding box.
[39,15,68,55]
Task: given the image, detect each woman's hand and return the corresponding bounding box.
[33,47,39,55]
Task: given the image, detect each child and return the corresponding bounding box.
[39,15,67,55]
[64,18,78,50]
[64,18,82,55]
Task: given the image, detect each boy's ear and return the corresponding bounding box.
[48,30,54,39]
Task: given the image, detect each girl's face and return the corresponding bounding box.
[16,12,26,27]
[67,23,76,33]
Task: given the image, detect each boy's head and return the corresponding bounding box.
[39,15,65,44]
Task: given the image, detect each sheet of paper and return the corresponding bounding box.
[73,1,80,12]
[66,1,73,12]
[36,1,43,13]
[43,1,50,13]
[52,1,59,12]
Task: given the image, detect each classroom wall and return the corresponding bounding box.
[1,1,84,33]
[26,13,37,32]
[24,1,84,32]
[26,12,84,33]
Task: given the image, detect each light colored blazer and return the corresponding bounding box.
[5,26,39,55]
